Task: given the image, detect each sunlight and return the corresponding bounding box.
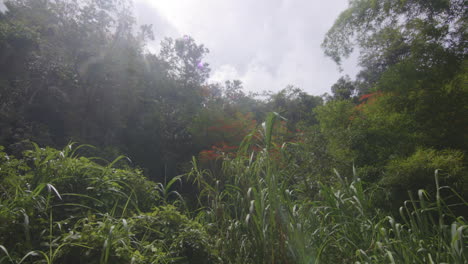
[140,0,193,32]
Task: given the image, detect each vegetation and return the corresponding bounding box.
[0,143,219,263]
[0,0,466,263]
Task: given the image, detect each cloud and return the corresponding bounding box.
[210,64,240,83]
[132,0,179,51]
[0,0,8,13]
[134,0,359,95]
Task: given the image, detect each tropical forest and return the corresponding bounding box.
[0,0,466,263]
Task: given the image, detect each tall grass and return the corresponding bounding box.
[1,122,466,263]
[188,113,468,263]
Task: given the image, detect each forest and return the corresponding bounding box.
[0,0,466,263]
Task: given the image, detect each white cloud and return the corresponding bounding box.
[134,0,360,95]
[210,64,241,83]
[0,0,8,13]
[241,62,280,93]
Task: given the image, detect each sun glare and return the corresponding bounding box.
[142,0,191,32]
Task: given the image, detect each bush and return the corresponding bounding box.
[0,143,220,263]
[382,148,467,209]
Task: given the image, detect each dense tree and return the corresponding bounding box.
[266,86,323,128]
[320,0,467,202]
[159,36,210,86]
[322,0,466,92]
[323,0,467,148]
[0,0,214,179]
[330,75,356,100]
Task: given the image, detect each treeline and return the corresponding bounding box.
[0,0,467,263]
[0,0,321,180]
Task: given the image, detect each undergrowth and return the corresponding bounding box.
[0,115,466,263]
[0,143,219,264]
[187,113,467,263]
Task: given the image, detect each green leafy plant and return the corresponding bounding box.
[0,143,220,263]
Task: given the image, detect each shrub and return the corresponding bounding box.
[0,143,220,263]
[383,148,467,209]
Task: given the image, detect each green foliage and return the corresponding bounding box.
[316,0,467,198]
[58,206,219,264]
[313,170,468,264]
[266,86,323,127]
[188,113,314,263]
[322,0,468,156]
[160,36,211,86]
[0,144,219,263]
[128,206,220,264]
[187,115,468,263]
[314,99,356,169]
[352,94,421,167]
[322,0,465,68]
[382,148,467,208]
[330,75,356,100]
[0,0,214,180]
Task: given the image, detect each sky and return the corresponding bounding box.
[133,0,361,96]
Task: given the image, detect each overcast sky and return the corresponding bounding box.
[134,0,359,95]
[0,0,360,95]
